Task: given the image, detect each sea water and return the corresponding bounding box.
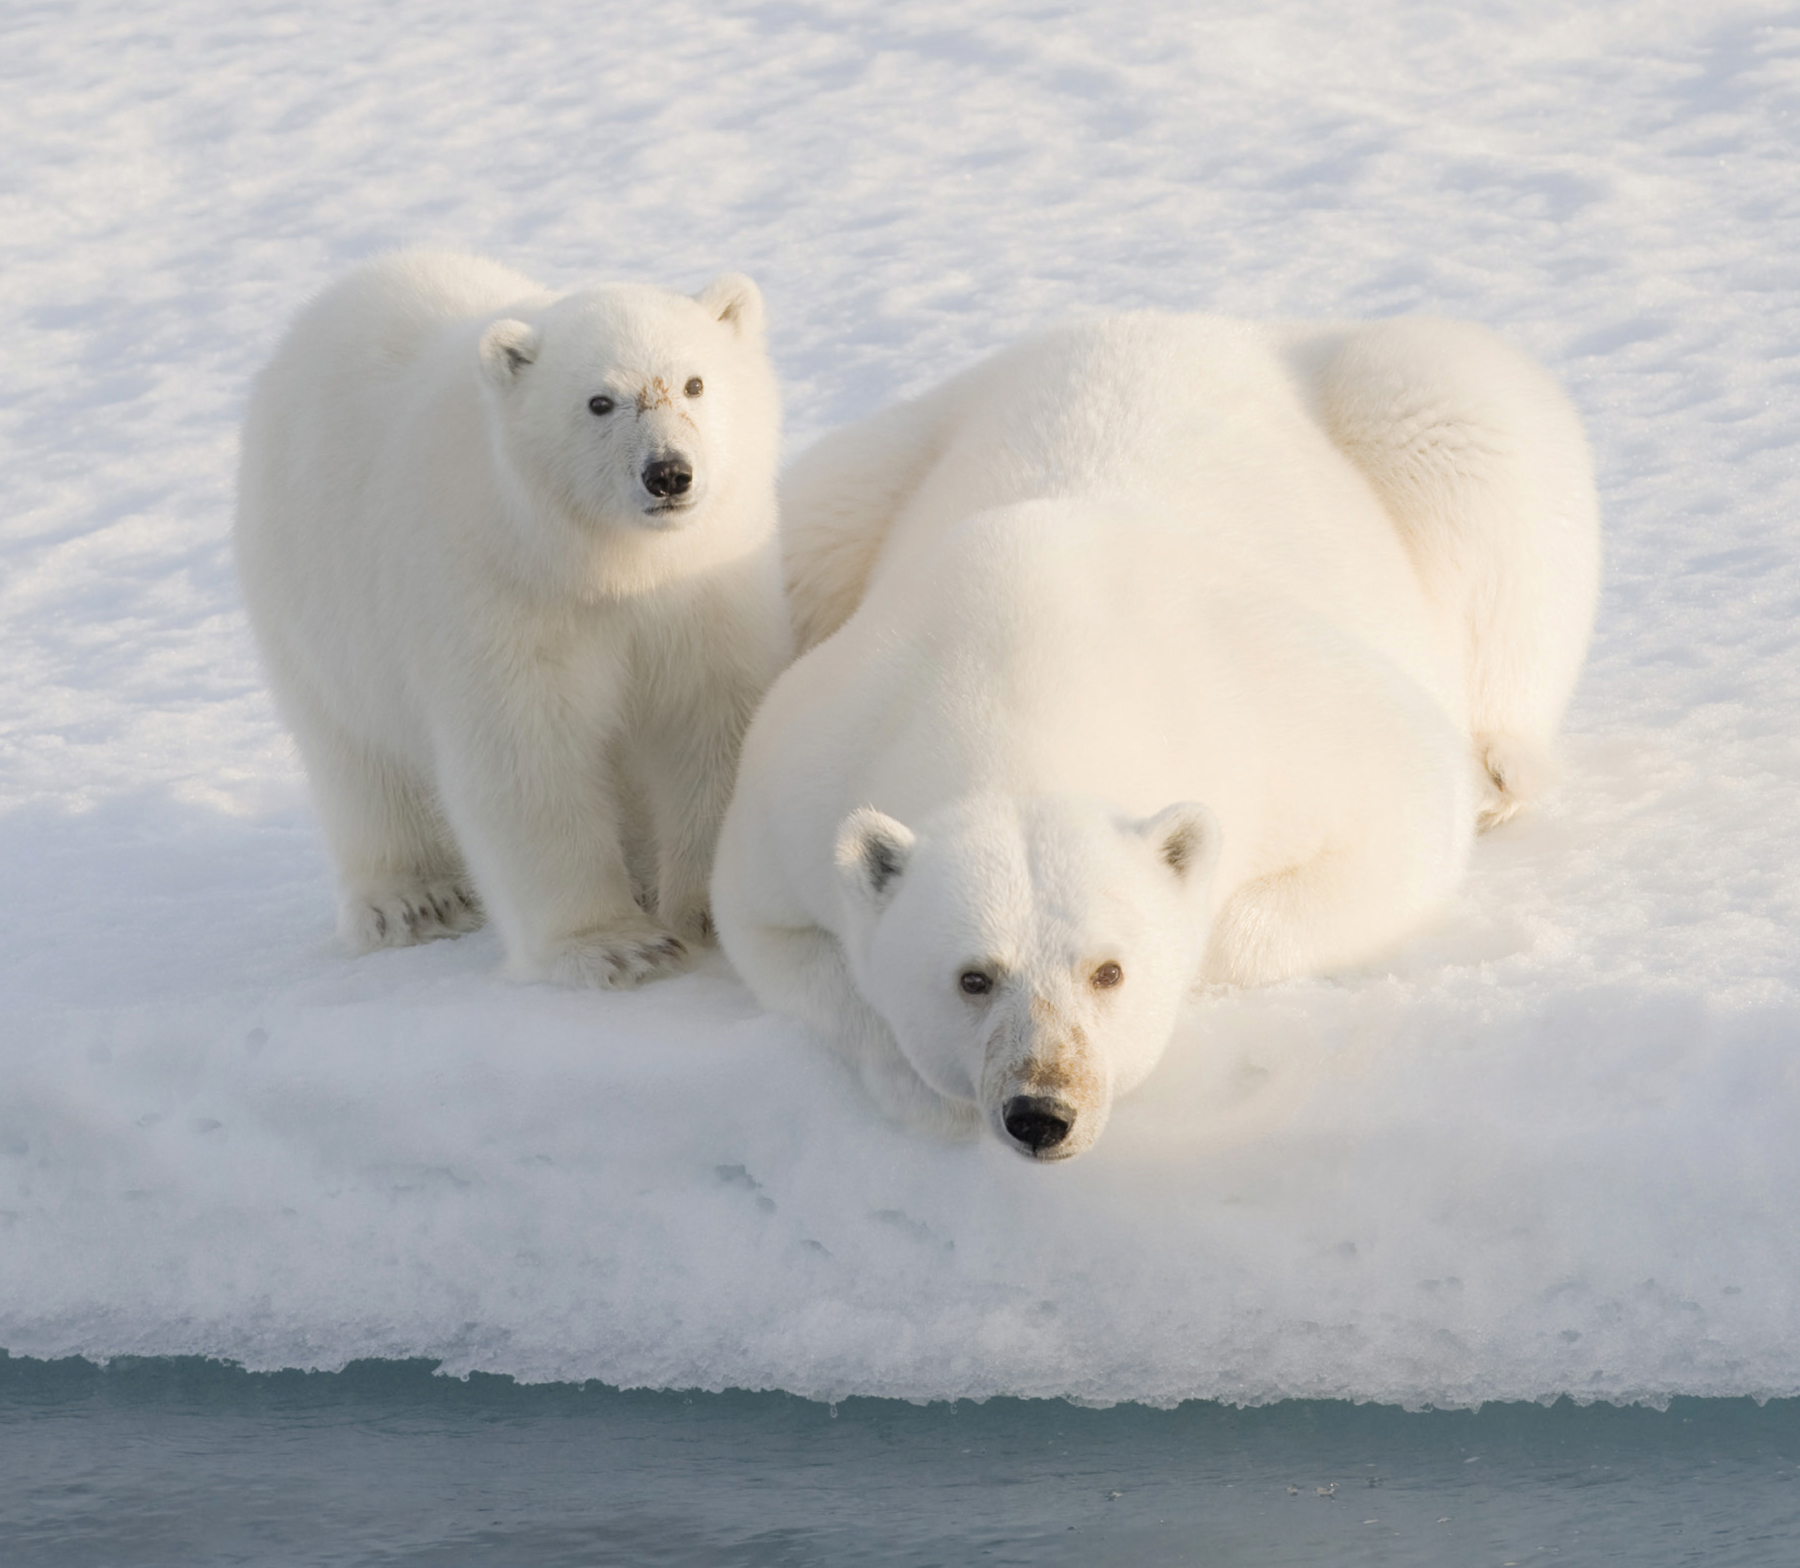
[2,1355,1795,1566]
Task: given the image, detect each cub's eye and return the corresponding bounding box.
[587,395,615,416]
[684,376,704,398]
[1091,962,1124,990]
[958,971,993,997]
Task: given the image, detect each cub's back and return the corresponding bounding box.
[256,251,541,401]
[234,253,551,727]
[240,251,544,507]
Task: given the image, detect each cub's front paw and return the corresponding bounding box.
[342,879,484,952]
[541,921,690,989]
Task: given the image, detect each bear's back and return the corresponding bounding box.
[859,315,1457,725]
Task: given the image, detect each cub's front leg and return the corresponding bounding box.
[640,708,737,949]
[430,651,689,989]
[639,587,792,948]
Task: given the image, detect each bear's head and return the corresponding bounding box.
[476,275,774,546]
[833,793,1219,1160]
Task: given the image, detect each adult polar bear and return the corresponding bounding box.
[238,251,788,986]
[713,315,1599,1160]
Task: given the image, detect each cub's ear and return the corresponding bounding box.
[478,319,539,389]
[1135,801,1221,885]
[834,806,915,909]
[697,273,765,339]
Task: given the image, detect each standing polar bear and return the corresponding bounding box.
[713,314,1599,1158]
[237,250,789,986]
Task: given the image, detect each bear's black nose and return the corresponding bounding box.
[642,457,693,499]
[1002,1095,1075,1153]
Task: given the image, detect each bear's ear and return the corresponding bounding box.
[1135,801,1221,886]
[834,806,915,909]
[478,319,540,389]
[697,274,765,340]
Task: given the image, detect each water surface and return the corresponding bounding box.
[3,1355,1794,1565]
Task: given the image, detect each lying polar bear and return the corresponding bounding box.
[713,315,1599,1158]
[237,251,789,986]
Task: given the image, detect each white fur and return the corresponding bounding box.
[718,313,1599,1156]
[237,249,790,985]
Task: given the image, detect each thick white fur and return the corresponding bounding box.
[717,314,1599,1156]
[237,250,790,986]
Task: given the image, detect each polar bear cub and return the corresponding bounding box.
[237,250,789,986]
[715,314,1598,1157]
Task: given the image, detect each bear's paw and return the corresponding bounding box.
[543,921,690,989]
[1474,733,1559,830]
[341,879,484,951]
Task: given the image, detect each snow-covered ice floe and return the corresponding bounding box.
[2,0,1797,1408]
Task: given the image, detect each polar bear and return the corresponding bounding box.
[237,250,789,986]
[714,314,1599,1157]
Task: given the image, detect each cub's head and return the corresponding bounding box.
[833,793,1219,1161]
[477,275,774,537]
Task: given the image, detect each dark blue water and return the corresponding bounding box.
[2,1354,1795,1566]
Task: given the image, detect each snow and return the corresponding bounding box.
[3,0,1799,1409]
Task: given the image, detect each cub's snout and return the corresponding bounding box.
[641,453,694,505]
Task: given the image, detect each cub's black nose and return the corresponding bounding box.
[642,457,693,499]
[1002,1095,1075,1153]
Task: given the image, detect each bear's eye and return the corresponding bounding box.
[587,395,615,416]
[1091,962,1124,990]
[958,971,993,997]
[684,376,704,398]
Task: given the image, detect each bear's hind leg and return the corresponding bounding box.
[1473,730,1558,830]
[289,701,481,951]
[1315,320,1601,826]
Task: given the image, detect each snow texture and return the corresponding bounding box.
[2,0,1798,1409]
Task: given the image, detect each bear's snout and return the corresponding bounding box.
[642,455,694,503]
[985,1001,1109,1159]
[1001,1094,1077,1156]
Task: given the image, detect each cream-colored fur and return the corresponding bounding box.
[237,250,790,986]
[717,313,1598,1155]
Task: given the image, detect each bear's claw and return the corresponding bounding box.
[343,879,484,952]
[543,925,691,989]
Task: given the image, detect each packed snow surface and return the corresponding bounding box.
[3,0,1798,1408]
